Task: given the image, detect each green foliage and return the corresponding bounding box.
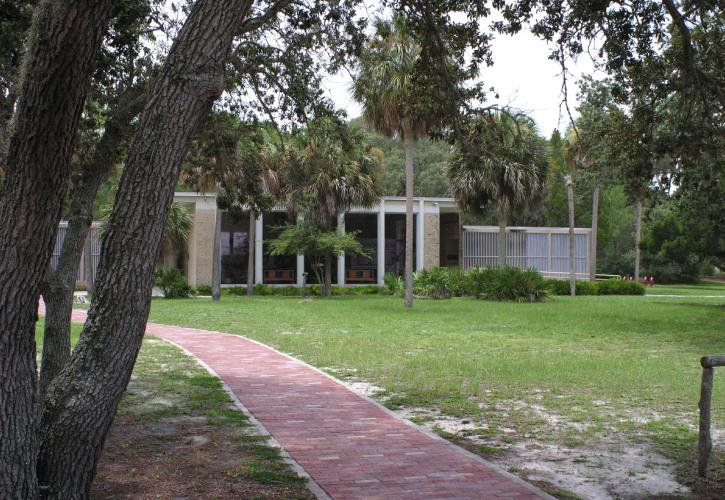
[545,278,644,296]
[252,284,273,296]
[640,207,710,284]
[462,267,496,297]
[475,267,548,303]
[446,266,466,297]
[196,285,212,295]
[448,111,548,220]
[413,267,452,299]
[154,268,195,299]
[596,279,645,296]
[383,273,404,296]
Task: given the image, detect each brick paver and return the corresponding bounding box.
[57,306,549,499]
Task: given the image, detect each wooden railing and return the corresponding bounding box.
[698,355,725,478]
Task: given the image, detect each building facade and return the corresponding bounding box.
[54,192,592,288]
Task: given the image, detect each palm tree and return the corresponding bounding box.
[351,15,427,309]
[448,111,548,267]
[283,118,382,296]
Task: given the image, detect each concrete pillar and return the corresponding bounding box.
[338,213,345,286]
[377,201,385,286]
[186,198,216,287]
[255,214,263,284]
[297,254,305,286]
[424,212,441,269]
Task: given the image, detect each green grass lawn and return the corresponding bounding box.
[647,280,725,296]
[141,284,725,491]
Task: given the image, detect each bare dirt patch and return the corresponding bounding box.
[91,338,313,499]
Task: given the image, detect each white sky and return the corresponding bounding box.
[322,29,599,138]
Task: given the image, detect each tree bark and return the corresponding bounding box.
[0,2,116,496]
[324,252,333,297]
[403,135,415,308]
[39,84,146,399]
[565,174,576,296]
[589,179,600,281]
[246,211,255,295]
[498,205,507,267]
[634,199,642,281]
[36,2,253,497]
[211,207,222,301]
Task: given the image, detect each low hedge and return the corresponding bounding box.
[545,278,645,296]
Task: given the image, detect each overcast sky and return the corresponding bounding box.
[322,29,599,138]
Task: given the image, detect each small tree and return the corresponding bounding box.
[282,118,382,296]
[448,111,548,266]
[267,221,369,290]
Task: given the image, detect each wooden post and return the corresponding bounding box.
[698,355,725,478]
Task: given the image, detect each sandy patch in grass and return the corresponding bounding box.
[341,380,691,499]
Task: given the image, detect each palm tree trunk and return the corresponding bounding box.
[565,174,576,296]
[324,252,332,297]
[211,207,222,302]
[498,205,507,267]
[634,199,642,281]
[246,211,255,296]
[403,135,415,308]
[590,179,600,281]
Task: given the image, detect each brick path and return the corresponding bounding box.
[59,306,549,499]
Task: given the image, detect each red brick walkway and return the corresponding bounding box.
[59,306,549,499]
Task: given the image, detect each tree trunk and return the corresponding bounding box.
[246,211,255,296]
[498,205,507,267]
[83,236,95,296]
[324,252,332,297]
[36,2,253,497]
[0,2,115,496]
[40,83,146,398]
[590,179,600,281]
[211,207,222,301]
[634,199,642,281]
[403,135,416,308]
[565,174,576,296]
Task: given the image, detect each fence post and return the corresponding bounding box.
[698,362,714,478]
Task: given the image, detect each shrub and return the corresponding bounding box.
[331,286,383,296]
[383,273,404,296]
[545,279,598,296]
[478,266,548,302]
[414,267,452,299]
[253,284,273,295]
[463,267,497,297]
[226,286,247,296]
[275,286,302,296]
[196,284,212,295]
[154,267,195,298]
[596,279,645,295]
[447,267,466,297]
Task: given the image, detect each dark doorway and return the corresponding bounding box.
[345,213,377,284]
[384,213,416,276]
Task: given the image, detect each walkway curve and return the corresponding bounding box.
[57,306,550,500]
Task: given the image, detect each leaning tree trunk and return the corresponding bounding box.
[634,199,642,281]
[36,2,253,497]
[565,174,576,296]
[246,211,255,296]
[211,207,222,301]
[0,2,115,496]
[497,205,507,267]
[403,134,416,309]
[589,178,600,281]
[39,84,146,399]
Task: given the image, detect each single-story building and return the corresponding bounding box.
[54,193,592,288]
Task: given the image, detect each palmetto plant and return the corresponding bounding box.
[351,15,428,308]
[448,111,548,266]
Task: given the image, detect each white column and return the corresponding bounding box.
[296,254,304,286]
[416,199,424,271]
[254,214,263,284]
[337,213,345,286]
[377,201,385,285]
